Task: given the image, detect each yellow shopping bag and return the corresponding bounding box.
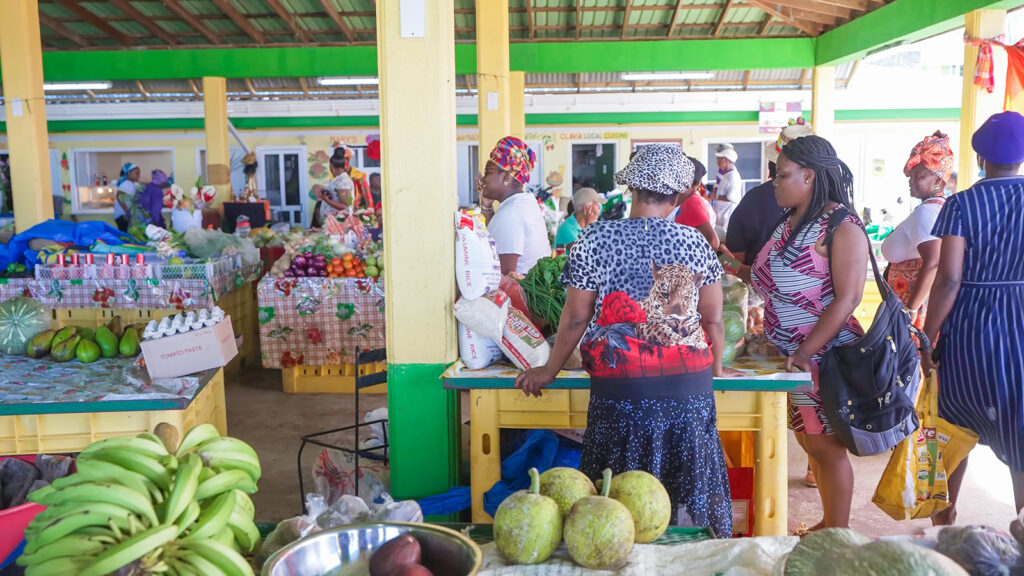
[873,372,979,520]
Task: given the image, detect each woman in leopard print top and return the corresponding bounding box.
[516,145,736,537]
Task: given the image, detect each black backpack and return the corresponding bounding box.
[818,207,925,457]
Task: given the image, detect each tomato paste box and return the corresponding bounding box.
[140,317,238,379]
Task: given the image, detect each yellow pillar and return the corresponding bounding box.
[202,77,231,204]
[811,66,836,141]
[477,0,511,168]
[377,0,460,500]
[959,9,1007,191]
[0,0,52,230]
[510,71,526,140]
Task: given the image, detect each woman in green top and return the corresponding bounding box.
[555,188,605,252]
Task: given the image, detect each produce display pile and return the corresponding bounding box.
[18,423,262,576]
[268,230,383,280]
[0,296,142,364]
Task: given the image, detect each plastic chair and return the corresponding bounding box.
[297,347,388,514]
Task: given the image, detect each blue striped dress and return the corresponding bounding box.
[932,176,1024,471]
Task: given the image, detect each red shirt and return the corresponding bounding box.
[674,193,711,229]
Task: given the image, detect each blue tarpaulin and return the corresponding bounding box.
[7,220,129,268]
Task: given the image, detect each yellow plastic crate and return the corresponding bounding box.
[0,371,226,455]
[282,363,388,394]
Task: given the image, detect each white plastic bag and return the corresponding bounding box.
[453,290,510,342]
[459,322,504,370]
[358,407,389,450]
[256,493,328,566]
[499,307,551,371]
[455,212,501,300]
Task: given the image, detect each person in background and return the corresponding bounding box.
[881,131,954,331]
[726,122,812,266]
[516,145,737,537]
[139,169,169,228]
[312,148,355,227]
[369,172,383,208]
[712,144,743,231]
[923,111,1024,523]
[674,157,720,249]
[555,187,605,252]
[478,137,549,276]
[945,171,958,194]
[745,135,868,531]
[114,162,140,232]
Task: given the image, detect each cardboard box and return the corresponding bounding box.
[140,317,238,379]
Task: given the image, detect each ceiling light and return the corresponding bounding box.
[620,72,714,82]
[317,77,379,86]
[43,81,113,91]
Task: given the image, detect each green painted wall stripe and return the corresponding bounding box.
[815,0,1024,66]
[0,109,963,134]
[14,38,813,81]
[387,363,459,503]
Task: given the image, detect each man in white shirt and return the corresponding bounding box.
[478,137,550,275]
[713,144,743,231]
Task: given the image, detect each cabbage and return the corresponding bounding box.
[723,310,745,344]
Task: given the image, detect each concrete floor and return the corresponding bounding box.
[226,368,1017,535]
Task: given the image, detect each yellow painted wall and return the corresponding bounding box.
[40,119,959,225]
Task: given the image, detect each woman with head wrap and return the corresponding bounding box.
[747,135,869,530]
[114,162,141,232]
[477,137,549,275]
[880,131,954,330]
[516,145,739,537]
[923,111,1024,524]
[139,169,169,228]
[312,148,357,227]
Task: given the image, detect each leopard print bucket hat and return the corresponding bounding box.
[615,144,694,195]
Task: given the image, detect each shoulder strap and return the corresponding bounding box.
[823,207,892,299]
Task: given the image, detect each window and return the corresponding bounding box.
[70,148,174,214]
[704,141,765,195]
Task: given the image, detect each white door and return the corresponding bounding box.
[257,147,308,226]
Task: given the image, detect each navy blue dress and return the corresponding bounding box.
[932,176,1024,471]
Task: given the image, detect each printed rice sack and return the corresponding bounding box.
[499,307,551,371]
[455,212,501,300]
[454,290,510,342]
[458,321,504,370]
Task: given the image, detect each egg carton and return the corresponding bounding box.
[142,307,226,340]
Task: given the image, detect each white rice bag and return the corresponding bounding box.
[455,211,501,300]
[458,322,504,370]
[499,307,551,371]
[453,290,510,342]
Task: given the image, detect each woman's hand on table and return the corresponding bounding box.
[714,366,747,378]
[785,350,813,374]
[515,366,557,397]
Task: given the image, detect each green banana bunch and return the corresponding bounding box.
[20,424,262,576]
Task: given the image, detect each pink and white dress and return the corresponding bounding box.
[750,207,865,435]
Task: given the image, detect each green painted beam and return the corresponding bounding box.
[815,0,1024,66]
[0,109,963,134]
[11,38,813,82]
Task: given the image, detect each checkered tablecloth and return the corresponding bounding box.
[0,268,255,309]
[257,276,386,368]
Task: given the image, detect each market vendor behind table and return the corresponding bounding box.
[477,137,550,276]
[515,145,741,538]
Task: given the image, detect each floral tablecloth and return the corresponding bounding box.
[0,355,209,407]
[0,266,257,309]
[257,276,386,368]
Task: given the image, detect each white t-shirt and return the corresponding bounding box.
[321,173,354,218]
[880,199,944,263]
[115,180,136,219]
[488,192,551,275]
[715,169,744,203]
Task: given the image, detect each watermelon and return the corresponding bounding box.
[0,297,51,356]
[723,309,745,344]
[819,540,969,576]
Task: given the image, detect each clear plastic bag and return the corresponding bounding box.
[255,493,328,566]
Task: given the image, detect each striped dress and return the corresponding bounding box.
[750,207,865,435]
[932,176,1024,471]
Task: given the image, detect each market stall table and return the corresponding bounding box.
[0,355,226,455]
[443,356,812,537]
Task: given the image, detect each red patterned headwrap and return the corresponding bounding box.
[904,130,955,184]
[489,137,537,185]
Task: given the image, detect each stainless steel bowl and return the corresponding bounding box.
[261,522,483,576]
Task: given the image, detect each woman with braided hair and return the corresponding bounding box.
[746,135,869,530]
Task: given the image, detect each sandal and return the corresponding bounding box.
[805,466,817,488]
